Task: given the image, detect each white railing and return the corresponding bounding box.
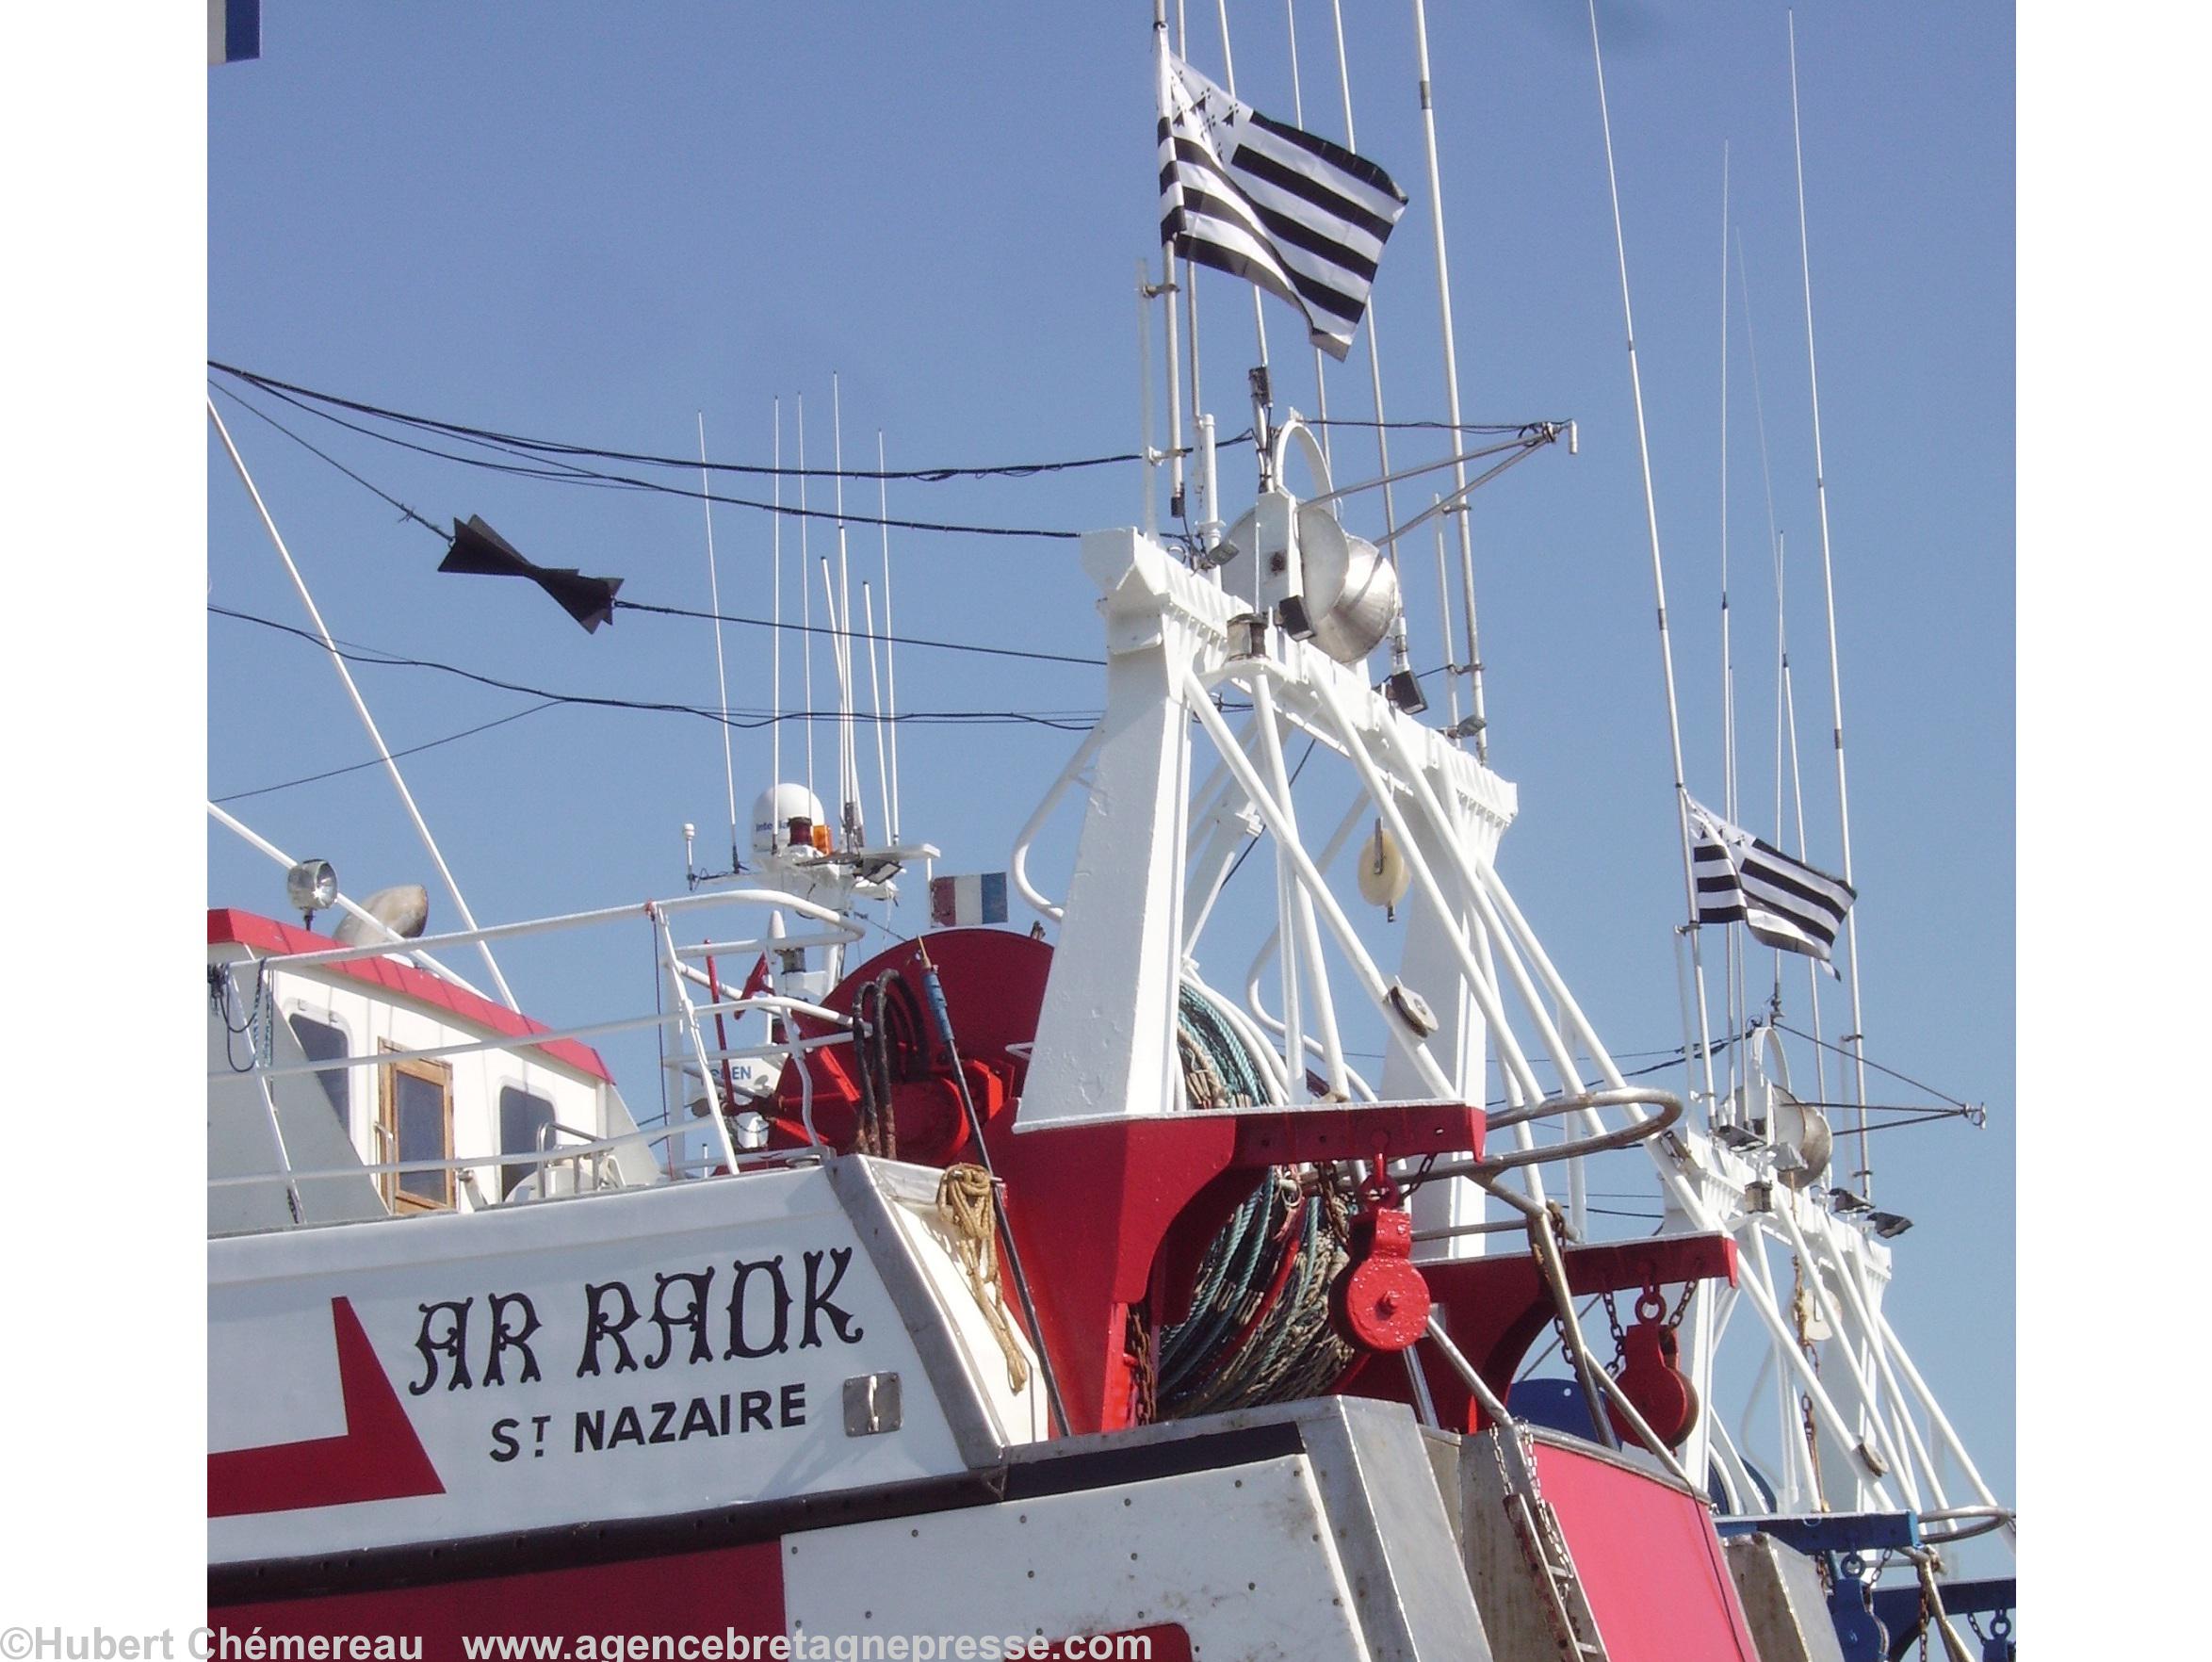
[208,887,863,1221]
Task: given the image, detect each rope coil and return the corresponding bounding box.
[935,1164,1031,1395]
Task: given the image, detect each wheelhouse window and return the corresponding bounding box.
[378,1046,453,1213]
[499,1085,558,1199]
[288,1013,350,1127]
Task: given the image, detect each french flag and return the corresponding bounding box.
[929,872,1009,930]
[209,0,260,65]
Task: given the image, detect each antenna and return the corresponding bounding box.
[1326,0,1420,707]
[771,397,783,822]
[863,580,890,853]
[1410,0,1486,753]
[831,374,861,848]
[1281,0,1336,481]
[1717,143,1742,1105]
[797,393,817,805]
[1791,10,1872,1189]
[206,397,518,1010]
[878,431,904,845]
[1585,0,1718,1125]
[697,412,740,875]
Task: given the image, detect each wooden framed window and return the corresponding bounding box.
[378,1043,453,1213]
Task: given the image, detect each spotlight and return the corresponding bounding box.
[1384,668,1428,715]
[1714,1122,1765,1153]
[285,858,336,928]
[1827,1187,1872,1214]
[1866,1211,1914,1239]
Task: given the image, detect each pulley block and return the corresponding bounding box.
[1334,1206,1431,1352]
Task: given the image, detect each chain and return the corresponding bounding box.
[1601,1290,1626,1369]
[1124,1303,1157,1426]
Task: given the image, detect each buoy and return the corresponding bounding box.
[1356,823,1411,909]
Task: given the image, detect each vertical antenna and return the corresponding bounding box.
[863,580,890,852]
[1213,0,1273,372]
[1741,235,1831,1104]
[1717,143,1741,1101]
[1326,0,1416,692]
[207,397,518,1010]
[697,412,740,875]
[1409,0,1487,755]
[771,397,783,811]
[1154,2,1189,523]
[1283,0,1335,480]
[1176,1,1208,525]
[1432,496,1461,729]
[1789,10,1872,1189]
[797,394,817,805]
[877,431,903,844]
[818,553,856,843]
[832,373,861,847]
[1585,0,1718,1124]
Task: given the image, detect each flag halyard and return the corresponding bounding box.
[1156,49,1406,361]
[1687,797,1856,967]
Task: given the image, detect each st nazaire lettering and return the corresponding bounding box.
[408,1247,866,1393]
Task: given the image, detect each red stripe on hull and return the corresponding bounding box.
[209,1297,445,1518]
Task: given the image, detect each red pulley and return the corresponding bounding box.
[1334,1207,1431,1353]
[1605,1292,1700,1450]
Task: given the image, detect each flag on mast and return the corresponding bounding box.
[1687,797,1856,967]
[1156,48,1406,361]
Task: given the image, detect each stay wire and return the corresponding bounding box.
[208,606,1100,732]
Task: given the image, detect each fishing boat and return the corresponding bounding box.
[201,5,2014,1659]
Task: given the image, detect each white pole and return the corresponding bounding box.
[797,394,817,805]
[1432,497,1461,728]
[1154,3,1189,522]
[1138,259,1160,538]
[1717,143,1743,1107]
[863,581,890,852]
[771,398,783,819]
[1213,0,1272,372]
[697,413,740,876]
[205,397,519,1011]
[1788,11,1873,1192]
[1409,0,1486,753]
[832,374,861,846]
[1283,0,1334,480]
[1585,0,1718,1125]
[1327,0,1416,689]
[877,432,903,844]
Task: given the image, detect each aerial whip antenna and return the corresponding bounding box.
[1584,0,1719,1125]
[1790,10,1874,1191]
[206,396,519,1010]
[697,412,740,874]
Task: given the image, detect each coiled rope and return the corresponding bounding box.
[1154,986,1357,1418]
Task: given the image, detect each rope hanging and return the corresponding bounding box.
[935,1164,1031,1395]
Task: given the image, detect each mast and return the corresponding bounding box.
[1585,0,1719,1124]
[1789,11,1873,1191]
[1409,0,1486,753]
[696,412,740,875]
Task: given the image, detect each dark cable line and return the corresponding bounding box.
[614,599,1103,669]
[210,380,450,539]
[209,606,1101,731]
[1771,1021,1972,1109]
[212,699,563,803]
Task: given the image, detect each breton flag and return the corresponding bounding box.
[1156,48,1407,362]
[1686,797,1856,968]
[209,0,261,65]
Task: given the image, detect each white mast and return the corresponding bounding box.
[797,394,818,805]
[1717,143,1743,1103]
[1584,0,1718,1124]
[696,412,740,875]
[877,431,904,844]
[1213,0,1272,374]
[1789,11,1873,1190]
[1326,0,1419,699]
[206,397,518,1010]
[771,397,783,817]
[1409,0,1486,753]
[832,373,862,846]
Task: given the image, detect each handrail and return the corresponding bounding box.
[1423,1085,1684,1176]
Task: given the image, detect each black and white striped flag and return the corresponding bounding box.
[1687,798,1857,967]
[1156,48,1407,362]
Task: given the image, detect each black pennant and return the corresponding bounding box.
[439,515,623,633]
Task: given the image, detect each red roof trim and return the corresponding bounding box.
[207,908,615,1084]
